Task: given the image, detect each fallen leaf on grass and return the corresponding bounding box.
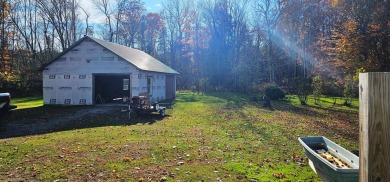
[292,151,297,159]
[273,173,285,179]
[123,157,131,162]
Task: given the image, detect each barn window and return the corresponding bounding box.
[79,99,86,105]
[161,75,165,80]
[79,75,86,79]
[64,75,71,79]
[138,74,142,79]
[123,79,129,90]
[102,56,114,61]
[58,57,66,61]
[50,99,56,104]
[71,48,79,52]
[49,75,56,79]
[103,48,109,53]
[64,99,71,104]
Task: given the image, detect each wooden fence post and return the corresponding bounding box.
[359,72,390,182]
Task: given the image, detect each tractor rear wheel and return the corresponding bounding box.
[159,109,165,117]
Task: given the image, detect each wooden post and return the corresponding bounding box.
[359,72,390,182]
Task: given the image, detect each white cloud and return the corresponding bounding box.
[78,0,105,24]
[155,3,162,7]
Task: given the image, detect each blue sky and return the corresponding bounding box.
[144,0,163,12]
[79,0,163,24]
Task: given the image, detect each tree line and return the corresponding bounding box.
[0,0,389,98]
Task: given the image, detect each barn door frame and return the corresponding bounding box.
[92,73,132,105]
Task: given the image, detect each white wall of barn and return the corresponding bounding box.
[137,71,166,102]
[42,40,167,105]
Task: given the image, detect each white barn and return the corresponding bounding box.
[41,36,179,105]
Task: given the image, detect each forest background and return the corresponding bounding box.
[0,0,389,99]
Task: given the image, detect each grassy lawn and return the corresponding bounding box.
[0,92,359,181]
[12,96,43,110]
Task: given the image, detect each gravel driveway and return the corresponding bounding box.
[0,106,126,139]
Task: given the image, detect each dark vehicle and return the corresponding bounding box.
[0,93,17,121]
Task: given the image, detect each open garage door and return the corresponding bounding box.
[94,74,131,104]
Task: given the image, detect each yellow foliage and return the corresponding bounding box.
[344,21,357,32]
[353,68,366,81]
[332,0,339,7]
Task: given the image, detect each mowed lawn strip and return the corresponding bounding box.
[0,92,359,181]
[12,96,43,110]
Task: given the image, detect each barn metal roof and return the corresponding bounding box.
[41,36,179,74]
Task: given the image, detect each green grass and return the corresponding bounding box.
[286,95,359,111]
[0,92,359,181]
[12,96,43,109]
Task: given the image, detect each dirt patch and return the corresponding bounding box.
[0,106,122,139]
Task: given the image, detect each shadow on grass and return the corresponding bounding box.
[271,100,359,140]
[314,97,359,110]
[273,99,357,118]
[0,105,165,139]
[202,92,358,140]
[199,92,357,118]
[205,92,251,109]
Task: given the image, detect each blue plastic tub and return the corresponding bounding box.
[298,136,359,182]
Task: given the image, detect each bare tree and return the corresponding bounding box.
[119,0,145,47]
[92,0,114,42]
[80,6,91,36]
[256,0,282,83]
[142,13,163,57]
[200,0,250,88]
[37,0,80,51]
[162,0,195,88]
[8,0,54,65]
[162,0,193,68]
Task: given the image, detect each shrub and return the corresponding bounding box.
[312,76,323,105]
[264,85,285,100]
[292,77,311,105]
[343,74,358,107]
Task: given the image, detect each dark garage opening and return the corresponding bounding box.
[94,74,131,104]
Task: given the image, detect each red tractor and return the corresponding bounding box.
[130,96,167,117]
